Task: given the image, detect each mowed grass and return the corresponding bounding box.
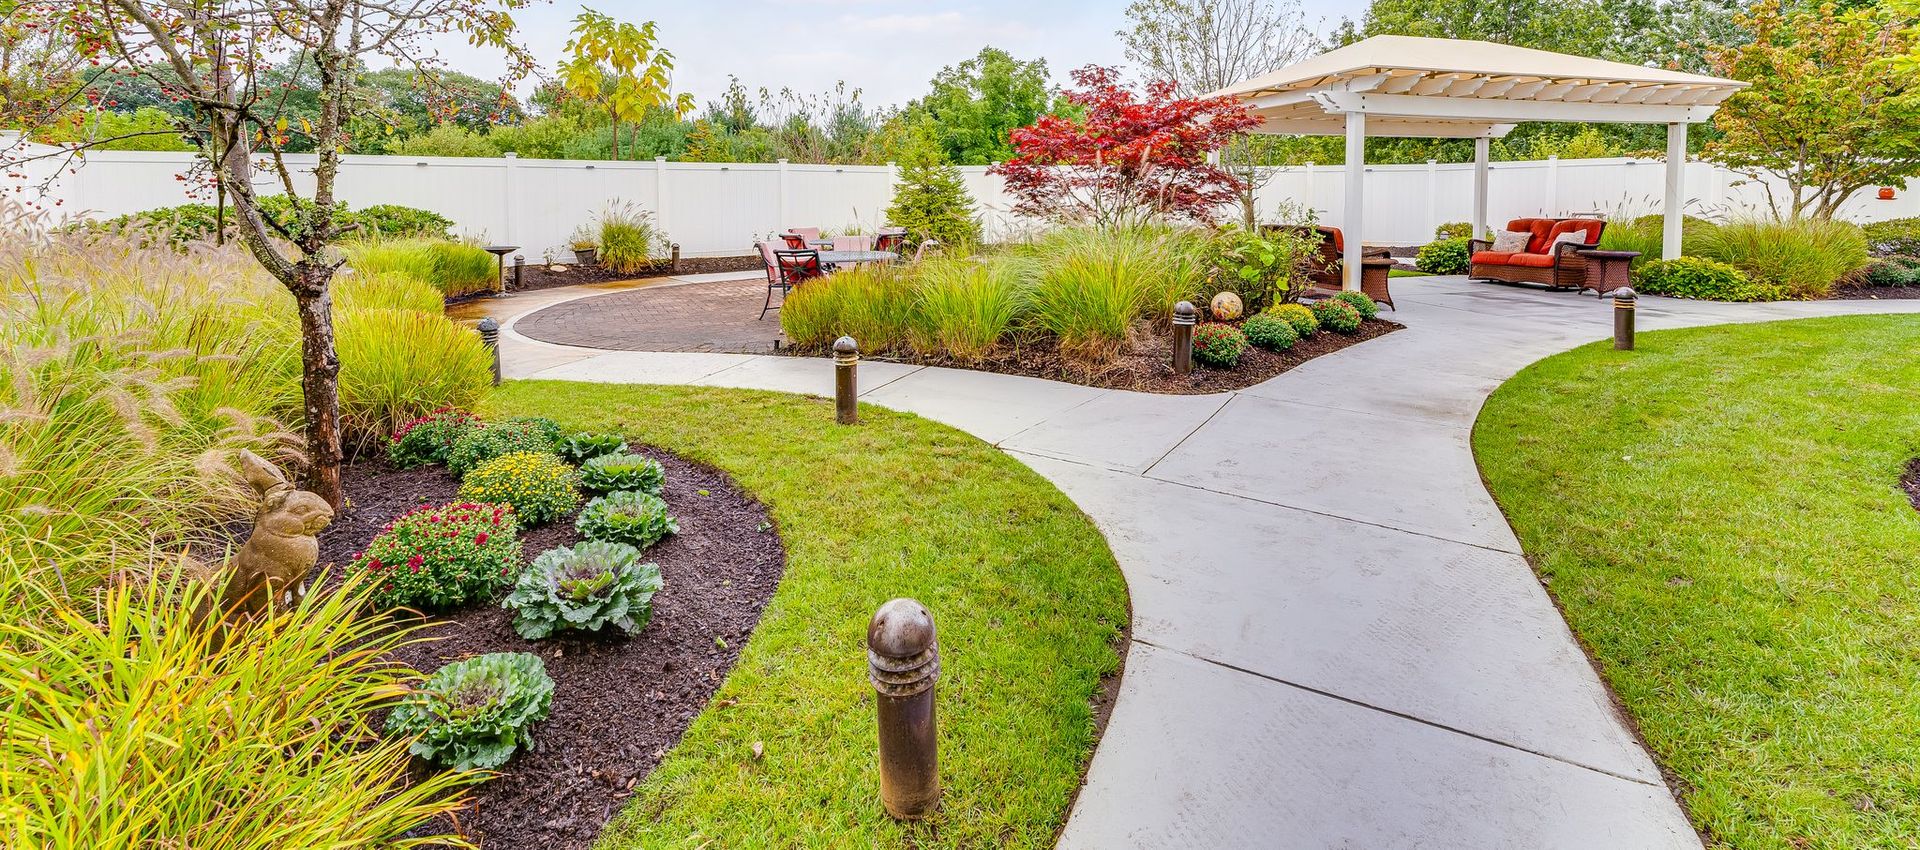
[1474,315,1920,849]
[485,382,1129,848]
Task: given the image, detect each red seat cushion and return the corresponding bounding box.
[1471,251,1517,264]
[1507,252,1557,268]
[1548,219,1604,245]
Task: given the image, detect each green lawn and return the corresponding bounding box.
[1474,316,1920,850]
[1388,268,1431,277]
[486,383,1128,848]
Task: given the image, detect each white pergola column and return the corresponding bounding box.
[1664,122,1687,259]
[1343,111,1366,291]
[1472,137,1490,240]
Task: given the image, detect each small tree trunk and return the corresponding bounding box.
[292,266,344,508]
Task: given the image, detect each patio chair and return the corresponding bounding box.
[832,234,873,252]
[756,241,833,319]
[784,227,822,247]
[872,229,906,256]
[778,232,810,249]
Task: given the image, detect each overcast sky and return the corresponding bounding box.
[422,0,1360,111]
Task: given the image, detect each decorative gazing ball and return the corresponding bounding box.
[1209,291,1244,321]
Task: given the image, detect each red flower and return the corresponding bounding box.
[408,554,424,570]
[475,532,489,545]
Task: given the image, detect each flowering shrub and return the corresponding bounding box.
[448,419,559,478]
[576,490,679,550]
[579,453,666,496]
[1190,322,1248,367]
[458,452,580,527]
[503,541,665,640]
[386,408,480,468]
[1417,237,1471,274]
[1331,290,1380,320]
[1310,299,1363,334]
[352,501,521,611]
[385,652,554,771]
[1241,313,1299,351]
[1267,302,1318,337]
[556,432,629,465]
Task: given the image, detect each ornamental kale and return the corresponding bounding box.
[504,541,665,640]
[579,453,666,496]
[386,652,554,771]
[575,490,679,550]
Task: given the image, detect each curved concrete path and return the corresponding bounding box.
[480,274,1920,848]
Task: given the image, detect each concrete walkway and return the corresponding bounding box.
[475,275,1920,848]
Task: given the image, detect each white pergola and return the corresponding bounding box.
[1210,35,1748,290]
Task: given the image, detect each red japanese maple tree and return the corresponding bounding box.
[991,65,1261,228]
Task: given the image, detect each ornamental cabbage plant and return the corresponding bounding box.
[579,453,666,495]
[504,541,665,640]
[386,652,554,771]
[576,490,679,550]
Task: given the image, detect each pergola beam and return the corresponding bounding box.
[1252,116,1514,138]
[1315,91,1721,124]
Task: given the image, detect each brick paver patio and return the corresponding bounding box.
[512,276,784,353]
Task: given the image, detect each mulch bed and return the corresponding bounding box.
[447,255,763,304]
[316,448,785,850]
[1829,284,1920,301]
[1902,458,1920,515]
[815,318,1400,394]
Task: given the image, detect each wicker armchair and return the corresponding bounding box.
[1468,218,1606,290]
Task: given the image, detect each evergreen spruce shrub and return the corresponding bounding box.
[387,409,480,468]
[579,453,666,496]
[1635,257,1782,302]
[556,432,629,465]
[448,419,560,477]
[1416,237,1471,274]
[576,490,679,550]
[503,541,665,640]
[1331,290,1379,320]
[885,153,981,247]
[1241,312,1299,351]
[1310,299,1363,334]
[385,652,554,771]
[457,452,581,527]
[1267,302,1318,337]
[351,501,521,611]
[1191,322,1248,367]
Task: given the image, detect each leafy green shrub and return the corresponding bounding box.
[352,204,455,240]
[597,202,667,274]
[1205,224,1323,312]
[886,157,982,247]
[1635,256,1782,302]
[1434,221,1473,240]
[909,255,1026,361]
[458,452,581,527]
[576,490,680,550]
[448,419,560,477]
[504,541,665,640]
[387,408,481,468]
[1689,216,1869,298]
[1310,299,1363,334]
[343,238,497,299]
[385,652,554,771]
[1240,312,1299,351]
[1860,257,1920,287]
[334,270,444,313]
[1331,290,1379,320]
[557,432,630,465]
[351,500,521,611]
[1416,237,1470,274]
[580,452,666,496]
[1191,322,1248,367]
[1267,302,1318,338]
[336,308,493,453]
[1862,217,1920,258]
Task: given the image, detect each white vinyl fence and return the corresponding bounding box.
[7,138,1915,257]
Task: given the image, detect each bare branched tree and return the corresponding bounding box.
[1120,0,1320,227]
[8,0,533,506]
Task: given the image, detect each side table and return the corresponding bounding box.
[1577,249,1639,298]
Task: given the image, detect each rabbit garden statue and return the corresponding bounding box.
[220,450,334,620]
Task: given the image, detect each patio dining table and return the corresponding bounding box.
[821,250,898,265]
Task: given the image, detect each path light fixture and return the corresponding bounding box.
[476,317,501,385]
[1613,287,1637,351]
[1172,301,1197,375]
[868,598,940,820]
[834,336,859,425]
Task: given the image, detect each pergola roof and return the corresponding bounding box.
[1210,35,1749,138]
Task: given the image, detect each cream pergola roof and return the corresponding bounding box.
[1209,35,1749,138]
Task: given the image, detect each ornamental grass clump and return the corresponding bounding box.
[448,418,561,477]
[388,408,480,468]
[1241,312,1299,351]
[597,202,667,274]
[1689,216,1870,298]
[335,308,493,453]
[343,238,498,299]
[580,452,666,496]
[910,255,1028,362]
[458,452,581,527]
[503,541,665,640]
[352,500,522,611]
[385,652,555,771]
[334,269,444,313]
[576,490,679,551]
[1309,299,1363,334]
[557,432,630,465]
[1267,302,1318,337]
[1190,322,1248,367]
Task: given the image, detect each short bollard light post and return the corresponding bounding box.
[512,254,525,291]
[833,336,859,425]
[868,598,940,820]
[476,317,502,385]
[1613,286,1637,351]
[1171,300,1197,375]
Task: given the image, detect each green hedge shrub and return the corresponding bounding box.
[580,453,666,496]
[448,419,560,477]
[385,652,554,771]
[457,452,581,527]
[504,541,665,640]
[351,501,520,611]
[1191,322,1248,367]
[1635,256,1782,302]
[576,490,679,550]
[1861,256,1920,287]
[1241,312,1299,351]
[1310,299,1363,334]
[1267,302,1318,337]
[1331,290,1379,320]
[102,200,451,248]
[1862,217,1920,258]
[1416,237,1471,274]
[387,409,481,468]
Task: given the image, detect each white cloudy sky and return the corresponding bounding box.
[423,0,1361,111]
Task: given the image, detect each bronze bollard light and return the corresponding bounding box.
[834,336,859,425]
[512,253,525,291]
[476,317,502,386]
[868,598,940,819]
[1613,286,1637,351]
[1171,300,1197,374]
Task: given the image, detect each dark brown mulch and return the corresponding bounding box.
[446,255,764,304]
[1902,458,1920,515]
[1829,285,1920,301]
[803,318,1401,395]
[316,448,785,850]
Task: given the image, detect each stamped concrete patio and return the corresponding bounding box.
[475,273,1920,848]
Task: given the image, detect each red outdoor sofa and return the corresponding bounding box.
[1467,217,1607,291]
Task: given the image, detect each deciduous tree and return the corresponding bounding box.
[558,9,692,160]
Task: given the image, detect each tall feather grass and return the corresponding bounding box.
[1025,227,1198,361]
[1689,216,1870,299]
[335,309,494,454]
[911,256,1028,362]
[336,270,445,314]
[342,238,497,299]
[597,202,666,275]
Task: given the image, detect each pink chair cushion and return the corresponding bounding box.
[832,235,872,251]
[790,227,822,243]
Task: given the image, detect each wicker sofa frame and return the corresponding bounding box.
[1467,218,1607,291]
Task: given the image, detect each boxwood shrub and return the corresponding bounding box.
[351,501,521,611]
[385,652,554,771]
[1241,312,1299,351]
[503,541,665,640]
[1267,302,1318,337]
[1191,322,1248,367]
[580,453,666,496]
[1330,289,1379,320]
[457,452,581,527]
[1416,237,1471,274]
[1309,298,1363,334]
